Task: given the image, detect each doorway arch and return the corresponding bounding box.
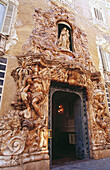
[48,82,90,165]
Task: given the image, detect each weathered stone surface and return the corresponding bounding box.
[0,159,49,170]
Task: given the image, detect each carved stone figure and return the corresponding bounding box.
[39,128,48,150]
[93,89,110,143]
[58,27,70,50]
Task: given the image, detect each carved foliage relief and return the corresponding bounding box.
[0,2,110,167]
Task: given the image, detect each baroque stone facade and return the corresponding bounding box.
[0,1,110,168]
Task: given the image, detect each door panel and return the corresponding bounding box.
[74,98,85,159]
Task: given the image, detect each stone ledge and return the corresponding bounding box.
[93,149,110,159]
[0,152,49,168]
[0,159,50,170]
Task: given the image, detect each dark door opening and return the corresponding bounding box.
[48,83,90,166]
[52,91,79,165]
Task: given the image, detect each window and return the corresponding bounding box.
[99,46,110,72]
[0,57,7,108]
[0,3,6,31]
[105,84,110,115]
[0,0,15,55]
[94,8,103,21]
[0,0,15,35]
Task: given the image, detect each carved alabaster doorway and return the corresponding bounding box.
[48,82,90,165]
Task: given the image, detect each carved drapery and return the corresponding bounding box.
[58,27,70,50]
[0,2,110,167]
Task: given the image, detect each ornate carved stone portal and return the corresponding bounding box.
[0,2,110,168]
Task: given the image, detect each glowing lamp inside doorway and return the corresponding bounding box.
[58,105,64,114]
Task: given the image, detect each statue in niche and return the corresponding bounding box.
[58,27,70,50]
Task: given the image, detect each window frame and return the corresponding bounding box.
[0,1,6,31]
[0,57,7,109]
[93,7,104,21]
[89,0,106,27]
[105,84,110,115]
[99,46,110,72]
[92,6,105,24]
[0,0,15,36]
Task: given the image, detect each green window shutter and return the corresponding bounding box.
[1,2,15,35]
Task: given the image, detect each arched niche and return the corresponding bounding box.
[58,21,73,52]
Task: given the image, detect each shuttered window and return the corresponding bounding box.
[0,1,15,35]
[94,8,103,21]
[99,46,110,72]
[99,47,107,71]
[106,53,110,72]
[105,85,110,115]
[0,57,7,108]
